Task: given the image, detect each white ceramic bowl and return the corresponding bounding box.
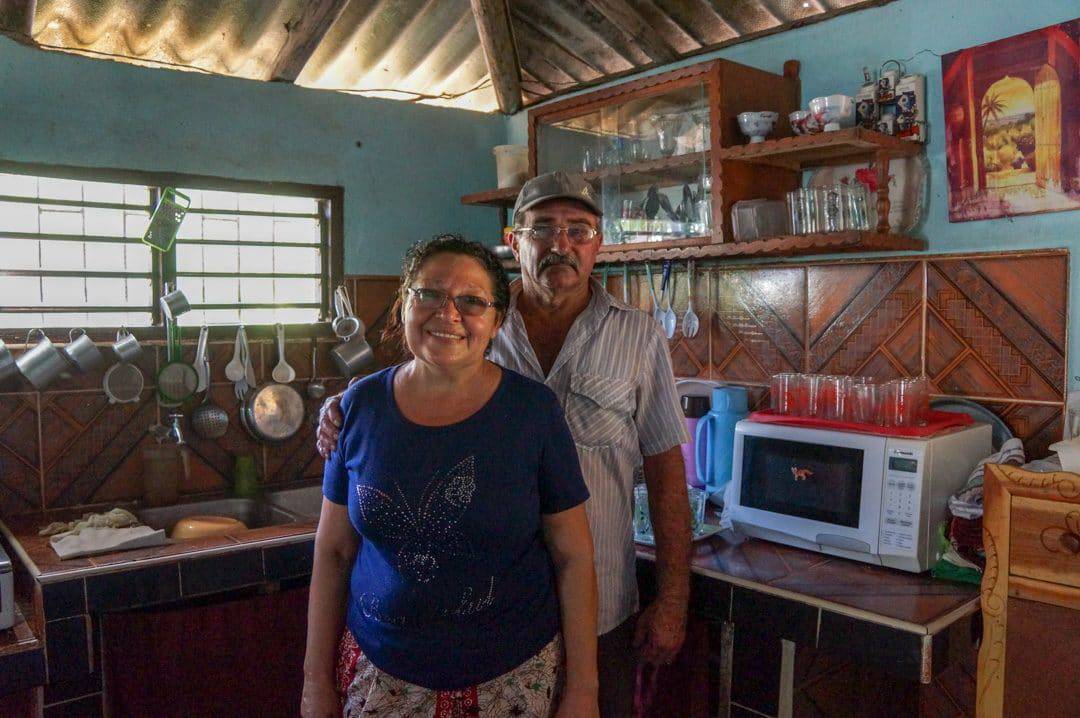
[737,111,779,143]
[788,110,822,135]
[809,95,855,132]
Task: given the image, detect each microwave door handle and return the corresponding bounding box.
[695,413,716,489]
[815,533,873,554]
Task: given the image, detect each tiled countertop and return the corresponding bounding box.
[637,529,978,636]
[0,607,46,695]
[0,511,317,583]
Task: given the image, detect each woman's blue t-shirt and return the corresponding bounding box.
[322,365,589,690]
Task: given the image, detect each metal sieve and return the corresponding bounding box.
[103,363,144,404]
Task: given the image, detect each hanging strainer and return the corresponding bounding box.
[103,363,144,404]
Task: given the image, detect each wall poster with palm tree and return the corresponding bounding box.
[941,19,1078,222]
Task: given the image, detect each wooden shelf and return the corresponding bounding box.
[461,186,519,208]
[496,232,924,269]
[718,127,921,170]
[594,231,924,263]
[461,152,710,208]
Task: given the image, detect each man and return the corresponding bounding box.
[317,171,691,717]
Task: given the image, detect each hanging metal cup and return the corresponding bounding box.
[331,333,375,378]
[111,326,142,363]
[332,285,363,340]
[0,339,18,387]
[16,329,68,390]
[159,283,191,320]
[63,328,105,373]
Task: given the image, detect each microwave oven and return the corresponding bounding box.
[728,420,991,572]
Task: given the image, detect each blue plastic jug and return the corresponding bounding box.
[694,386,749,496]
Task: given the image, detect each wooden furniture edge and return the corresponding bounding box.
[977,463,1080,717]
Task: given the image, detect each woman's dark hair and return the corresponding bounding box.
[380,234,511,358]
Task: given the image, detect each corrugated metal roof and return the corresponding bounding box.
[13,0,893,113]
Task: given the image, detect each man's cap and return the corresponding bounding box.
[513,170,602,220]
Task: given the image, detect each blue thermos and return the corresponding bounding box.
[695,386,749,497]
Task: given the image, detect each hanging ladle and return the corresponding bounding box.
[660,260,676,339]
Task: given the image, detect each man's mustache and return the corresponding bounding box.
[538,253,578,272]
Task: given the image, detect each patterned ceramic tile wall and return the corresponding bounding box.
[0,277,401,519]
[665,250,1068,460]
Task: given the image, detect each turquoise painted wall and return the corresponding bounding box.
[0,35,505,276]
[506,0,1080,386]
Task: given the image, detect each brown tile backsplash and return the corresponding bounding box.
[0,256,1069,519]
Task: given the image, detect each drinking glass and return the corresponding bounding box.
[820,185,845,233]
[687,486,706,534]
[800,189,820,234]
[633,483,653,542]
[845,183,872,230]
[848,379,878,425]
[817,375,850,421]
[786,189,806,234]
[800,374,823,417]
[770,372,803,415]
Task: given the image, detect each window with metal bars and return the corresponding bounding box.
[0,165,342,334]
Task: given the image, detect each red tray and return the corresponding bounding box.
[747,410,974,438]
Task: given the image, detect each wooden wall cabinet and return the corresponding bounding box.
[977,464,1080,717]
[463,57,927,264]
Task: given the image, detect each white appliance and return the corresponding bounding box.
[728,420,991,572]
[0,543,13,630]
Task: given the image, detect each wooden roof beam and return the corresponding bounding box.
[470,0,523,114]
[267,0,350,82]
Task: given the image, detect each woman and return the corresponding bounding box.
[302,235,599,718]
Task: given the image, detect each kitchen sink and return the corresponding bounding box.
[134,498,304,534]
[262,486,324,520]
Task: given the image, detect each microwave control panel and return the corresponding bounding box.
[879,447,924,554]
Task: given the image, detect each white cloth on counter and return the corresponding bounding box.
[39,507,142,536]
[49,525,167,559]
[947,438,1025,520]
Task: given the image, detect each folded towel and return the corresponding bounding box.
[947,437,1025,520]
[49,525,167,560]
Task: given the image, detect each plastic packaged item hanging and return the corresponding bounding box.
[142,188,190,252]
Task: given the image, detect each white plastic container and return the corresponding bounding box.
[493,145,528,188]
[1049,438,1080,473]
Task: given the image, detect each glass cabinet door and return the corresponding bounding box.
[535,80,714,247]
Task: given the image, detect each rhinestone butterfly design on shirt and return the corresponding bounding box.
[355,455,478,584]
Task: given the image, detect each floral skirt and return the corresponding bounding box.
[336,629,562,718]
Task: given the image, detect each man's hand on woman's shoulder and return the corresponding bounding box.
[316,392,345,459]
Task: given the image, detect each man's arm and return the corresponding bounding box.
[635,446,691,665]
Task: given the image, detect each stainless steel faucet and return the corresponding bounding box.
[166,412,185,445]
[150,413,186,445]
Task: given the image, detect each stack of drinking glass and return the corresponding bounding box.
[785,184,872,235]
[769,373,930,427]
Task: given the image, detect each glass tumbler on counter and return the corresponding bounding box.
[878,377,930,427]
[848,378,879,424]
[770,372,805,415]
[633,483,653,542]
[817,375,851,421]
[799,373,823,417]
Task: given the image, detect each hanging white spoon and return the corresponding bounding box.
[681,260,700,338]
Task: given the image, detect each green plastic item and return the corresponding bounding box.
[142,188,190,252]
[233,455,260,498]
